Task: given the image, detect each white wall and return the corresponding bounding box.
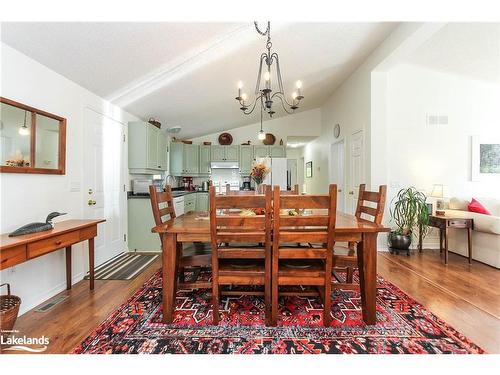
[189,108,322,145]
[301,24,429,197]
[0,43,138,315]
[386,63,500,201]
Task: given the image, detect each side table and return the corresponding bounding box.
[419,215,473,264]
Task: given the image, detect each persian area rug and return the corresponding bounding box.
[73,269,484,354]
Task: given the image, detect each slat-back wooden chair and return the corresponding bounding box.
[150,185,211,289]
[333,184,386,290]
[209,185,272,325]
[272,184,337,326]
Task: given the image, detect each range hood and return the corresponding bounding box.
[210,161,239,169]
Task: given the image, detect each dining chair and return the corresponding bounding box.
[332,184,386,290]
[149,185,211,288]
[209,185,272,325]
[271,184,337,326]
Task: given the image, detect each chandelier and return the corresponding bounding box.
[235,22,304,127]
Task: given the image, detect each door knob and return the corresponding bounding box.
[348,191,354,195]
[88,188,93,195]
[88,199,97,206]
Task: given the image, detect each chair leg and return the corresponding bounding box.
[271,281,278,326]
[176,243,185,283]
[264,252,272,325]
[212,282,220,325]
[323,263,332,326]
[346,267,354,284]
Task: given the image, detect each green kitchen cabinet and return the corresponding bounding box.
[239,145,254,174]
[196,192,209,212]
[211,145,239,162]
[183,144,199,174]
[210,146,226,162]
[146,125,158,169]
[158,132,168,170]
[128,121,168,174]
[128,198,161,252]
[253,145,287,158]
[199,145,211,174]
[169,142,184,175]
[270,145,286,158]
[254,145,270,158]
[225,145,239,161]
[184,193,196,213]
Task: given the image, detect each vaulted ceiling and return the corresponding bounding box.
[1,22,397,138]
[403,23,500,84]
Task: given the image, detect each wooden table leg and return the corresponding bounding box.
[444,228,449,264]
[89,237,95,290]
[65,246,72,290]
[439,228,443,253]
[467,227,472,264]
[357,232,377,325]
[162,233,178,324]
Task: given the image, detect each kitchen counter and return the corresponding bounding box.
[127,190,208,199]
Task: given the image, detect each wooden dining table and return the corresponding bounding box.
[152,211,389,325]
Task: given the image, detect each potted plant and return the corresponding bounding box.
[388,187,430,255]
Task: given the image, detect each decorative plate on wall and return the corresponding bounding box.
[218,133,233,145]
[263,133,276,145]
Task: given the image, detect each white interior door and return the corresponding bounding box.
[330,140,345,212]
[348,131,364,214]
[83,108,126,266]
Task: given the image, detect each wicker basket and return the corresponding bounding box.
[0,283,21,332]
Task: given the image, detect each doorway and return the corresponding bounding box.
[83,108,127,266]
[330,140,345,212]
[348,131,364,214]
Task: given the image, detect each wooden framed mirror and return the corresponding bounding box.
[0,97,66,174]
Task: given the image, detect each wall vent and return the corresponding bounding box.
[35,295,68,312]
[426,114,448,126]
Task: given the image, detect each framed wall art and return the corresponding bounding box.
[471,135,500,181]
[306,161,313,178]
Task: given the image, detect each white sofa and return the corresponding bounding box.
[445,197,500,268]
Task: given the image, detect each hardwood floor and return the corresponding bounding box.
[378,249,500,353]
[3,249,499,354]
[1,256,163,354]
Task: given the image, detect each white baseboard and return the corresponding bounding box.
[18,271,84,316]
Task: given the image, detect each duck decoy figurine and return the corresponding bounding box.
[9,212,67,237]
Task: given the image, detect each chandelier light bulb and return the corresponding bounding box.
[237,81,243,89]
[296,80,302,89]
[241,93,248,101]
[258,129,266,140]
[264,71,270,81]
[292,92,298,100]
[18,125,30,136]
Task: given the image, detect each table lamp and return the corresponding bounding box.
[430,184,448,216]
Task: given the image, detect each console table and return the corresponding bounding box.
[0,219,105,290]
[419,215,473,264]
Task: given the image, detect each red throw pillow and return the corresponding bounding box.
[468,198,491,215]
